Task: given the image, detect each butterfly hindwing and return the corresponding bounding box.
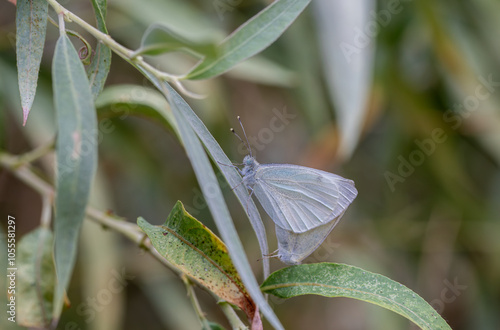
[276,211,345,264]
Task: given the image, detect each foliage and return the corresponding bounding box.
[1,0,499,329]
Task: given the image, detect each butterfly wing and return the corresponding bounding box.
[275,211,345,264]
[252,164,357,233]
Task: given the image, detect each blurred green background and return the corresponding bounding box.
[1,0,499,329]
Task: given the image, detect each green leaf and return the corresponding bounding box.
[135,68,270,283]
[206,321,226,330]
[185,0,311,80]
[52,33,98,320]
[261,263,452,330]
[16,0,49,125]
[87,0,111,99]
[135,67,280,329]
[17,227,55,328]
[138,201,255,319]
[132,23,218,58]
[95,84,178,136]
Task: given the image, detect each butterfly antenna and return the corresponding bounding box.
[230,128,249,153]
[237,116,253,157]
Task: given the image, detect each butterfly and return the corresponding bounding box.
[232,117,358,264]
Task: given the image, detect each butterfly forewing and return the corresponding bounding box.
[253,164,357,233]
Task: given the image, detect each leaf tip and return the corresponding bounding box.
[136,217,151,230]
[22,106,29,126]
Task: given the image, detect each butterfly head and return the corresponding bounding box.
[243,155,257,166]
[242,155,259,173]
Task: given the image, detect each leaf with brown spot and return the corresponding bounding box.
[137,201,257,323]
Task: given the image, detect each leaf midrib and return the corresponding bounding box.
[261,281,433,329]
[189,0,301,78]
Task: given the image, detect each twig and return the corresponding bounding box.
[17,138,55,165]
[219,301,249,330]
[45,0,181,85]
[0,151,247,328]
[183,275,211,329]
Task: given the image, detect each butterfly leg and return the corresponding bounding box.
[258,249,279,261]
[244,186,255,216]
[230,180,245,191]
[263,249,279,257]
[216,161,244,174]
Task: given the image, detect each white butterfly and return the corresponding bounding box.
[240,155,357,264]
[232,118,358,264]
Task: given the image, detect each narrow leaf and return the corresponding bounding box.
[16,0,49,125]
[17,227,55,328]
[138,201,255,320]
[133,23,218,58]
[87,0,111,99]
[162,82,270,276]
[135,67,281,329]
[136,67,269,281]
[185,0,311,80]
[313,0,375,159]
[261,263,452,330]
[52,34,98,320]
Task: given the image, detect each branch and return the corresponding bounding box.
[45,0,180,84]
[0,151,246,327]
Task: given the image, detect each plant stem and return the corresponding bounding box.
[183,275,212,329]
[219,301,249,330]
[0,151,246,328]
[0,152,54,198]
[44,0,178,83]
[40,196,52,229]
[17,138,54,165]
[57,12,65,35]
